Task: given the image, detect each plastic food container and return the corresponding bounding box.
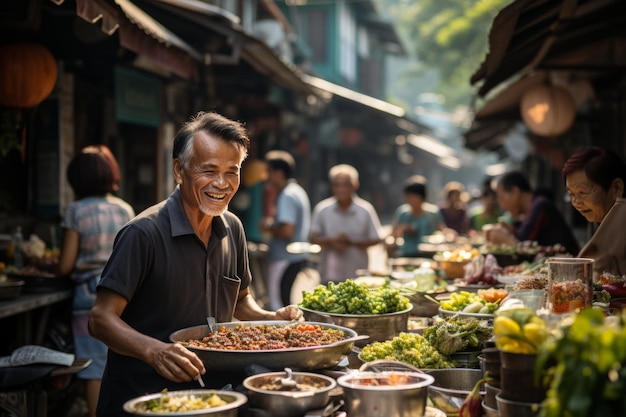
[547,258,593,313]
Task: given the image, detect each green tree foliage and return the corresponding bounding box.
[374,0,512,108]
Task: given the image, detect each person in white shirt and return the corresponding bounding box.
[310,164,383,282]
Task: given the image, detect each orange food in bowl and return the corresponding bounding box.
[478,288,509,303]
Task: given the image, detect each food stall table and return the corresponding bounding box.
[0,289,72,346]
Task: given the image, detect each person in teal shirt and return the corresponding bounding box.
[388,175,444,257]
[470,184,501,232]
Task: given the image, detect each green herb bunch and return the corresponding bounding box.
[423,316,493,355]
[538,309,626,417]
[299,279,410,314]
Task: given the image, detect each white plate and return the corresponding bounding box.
[354,276,387,289]
[438,307,495,319]
[454,283,505,292]
[494,274,525,285]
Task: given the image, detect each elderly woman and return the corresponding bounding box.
[562,146,626,276]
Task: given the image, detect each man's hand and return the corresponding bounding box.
[149,342,206,383]
[275,304,303,321]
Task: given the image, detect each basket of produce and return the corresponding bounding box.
[433,248,479,279]
[299,280,412,346]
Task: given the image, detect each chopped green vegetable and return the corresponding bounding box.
[300,279,410,314]
[423,316,493,355]
[360,333,454,369]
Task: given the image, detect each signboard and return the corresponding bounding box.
[114,66,160,127]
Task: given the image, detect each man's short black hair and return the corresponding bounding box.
[265,150,295,179]
[403,175,427,198]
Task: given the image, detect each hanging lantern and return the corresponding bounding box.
[0,43,58,108]
[519,84,576,137]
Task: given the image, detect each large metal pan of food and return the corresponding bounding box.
[170,321,367,371]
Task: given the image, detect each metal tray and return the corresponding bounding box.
[7,273,71,294]
[170,321,364,372]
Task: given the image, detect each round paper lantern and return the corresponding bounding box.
[520,84,576,137]
[0,43,58,108]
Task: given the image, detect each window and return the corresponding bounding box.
[307,9,328,63]
[338,2,356,82]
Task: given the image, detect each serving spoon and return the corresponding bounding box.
[280,367,298,388]
[206,317,216,334]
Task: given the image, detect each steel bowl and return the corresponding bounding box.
[122,389,247,417]
[0,277,25,300]
[337,370,434,417]
[424,368,485,415]
[170,321,364,371]
[243,371,336,417]
[299,304,411,346]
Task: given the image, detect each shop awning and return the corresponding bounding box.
[303,75,406,118]
[114,0,201,61]
[72,0,201,79]
[465,0,626,150]
[471,0,626,98]
[131,0,319,96]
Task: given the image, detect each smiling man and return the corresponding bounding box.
[88,112,301,417]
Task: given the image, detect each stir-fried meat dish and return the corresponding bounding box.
[179,323,345,350]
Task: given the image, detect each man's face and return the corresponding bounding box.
[174,131,244,217]
[496,184,520,217]
[331,174,355,203]
[405,192,424,210]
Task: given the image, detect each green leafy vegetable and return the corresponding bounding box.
[537,309,626,417]
[423,316,493,355]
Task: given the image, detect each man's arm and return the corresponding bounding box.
[234,288,302,321]
[89,288,205,383]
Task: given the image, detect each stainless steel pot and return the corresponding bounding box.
[169,320,365,371]
[243,371,336,417]
[424,368,485,415]
[337,370,434,417]
[299,305,411,347]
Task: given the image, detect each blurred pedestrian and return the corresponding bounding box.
[388,175,444,257]
[486,171,579,255]
[438,181,470,235]
[469,179,501,232]
[259,150,311,310]
[310,164,383,282]
[55,145,135,417]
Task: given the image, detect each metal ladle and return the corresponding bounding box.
[280,367,298,388]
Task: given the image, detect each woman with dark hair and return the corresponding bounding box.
[563,146,626,275]
[485,171,579,255]
[51,145,135,417]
